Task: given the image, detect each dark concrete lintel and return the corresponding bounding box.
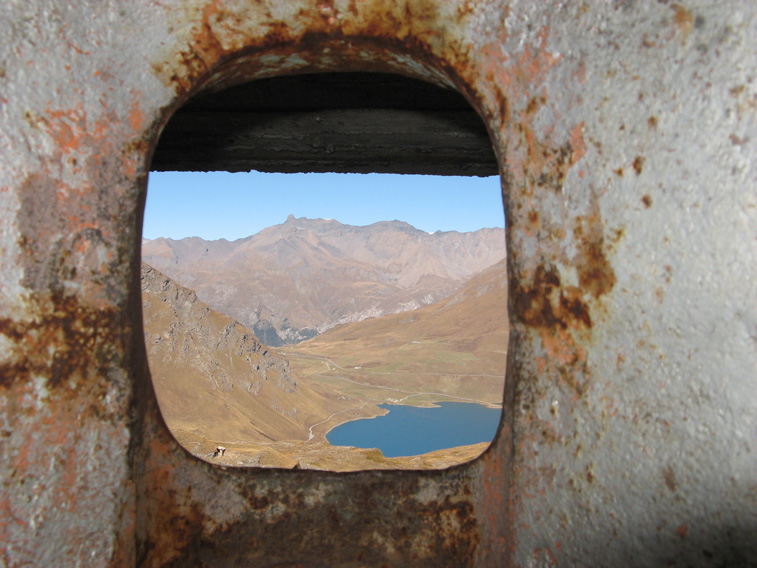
[152,109,498,176]
[150,73,498,176]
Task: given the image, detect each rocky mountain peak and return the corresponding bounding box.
[142,219,505,346]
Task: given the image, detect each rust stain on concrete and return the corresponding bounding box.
[0,298,121,391]
[7,1,752,567]
[512,265,591,332]
[572,206,616,301]
[632,155,645,175]
[672,4,694,41]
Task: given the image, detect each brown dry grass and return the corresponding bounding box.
[281,258,508,408]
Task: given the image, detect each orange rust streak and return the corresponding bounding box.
[128,96,146,133]
[569,122,586,164]
[515,27,561,88]
[44,104,87,155]
[539,327,585,367]
[672,4,694,41]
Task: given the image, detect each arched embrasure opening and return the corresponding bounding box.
[143,72,508,471]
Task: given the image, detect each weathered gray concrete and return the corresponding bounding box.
[0,1,755,566]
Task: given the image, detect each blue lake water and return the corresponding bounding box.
[326,401,502,458]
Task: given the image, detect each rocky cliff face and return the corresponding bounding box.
[142,263,293,393]
[142,216,505,345]
[141,263,336,443]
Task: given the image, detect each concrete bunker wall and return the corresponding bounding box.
[0,1,755,566]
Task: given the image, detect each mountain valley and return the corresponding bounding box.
[141,219,507,470]
[142,215,505,345]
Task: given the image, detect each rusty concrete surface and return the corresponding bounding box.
[1,1,756,566]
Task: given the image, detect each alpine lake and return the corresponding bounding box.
[326,401,502,458]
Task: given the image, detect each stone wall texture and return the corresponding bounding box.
[0,1,755,566]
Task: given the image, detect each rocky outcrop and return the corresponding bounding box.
[141,263,317,442]
[141,263,294,394]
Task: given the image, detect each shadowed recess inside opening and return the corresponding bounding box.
[143,72,508,471]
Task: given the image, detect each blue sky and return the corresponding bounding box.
[143,171,504,241]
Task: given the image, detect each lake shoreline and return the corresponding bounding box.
[325,401,503,458]
[312,398,503,443]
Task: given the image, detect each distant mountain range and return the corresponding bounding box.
[142,216,505,346]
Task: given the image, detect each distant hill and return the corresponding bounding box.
[142,216,505,346]
[140,263,352,444]
[282,257,508,406]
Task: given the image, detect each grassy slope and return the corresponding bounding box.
[281,257,509,407]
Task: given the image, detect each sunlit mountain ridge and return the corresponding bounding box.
[142,215,505,346]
